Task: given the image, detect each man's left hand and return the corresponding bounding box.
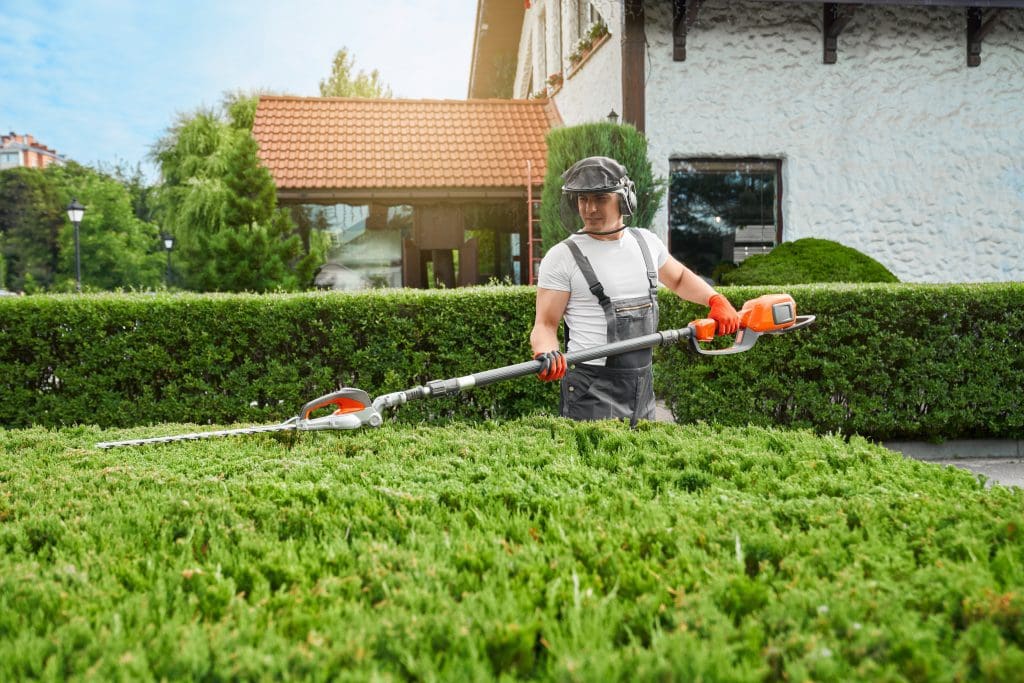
[708,294,740,335]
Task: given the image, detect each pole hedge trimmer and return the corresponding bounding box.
[96,294,814,449]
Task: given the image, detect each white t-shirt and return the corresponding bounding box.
[537,229,669,363]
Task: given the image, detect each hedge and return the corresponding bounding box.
[657,283,1024,441]
[1,283,1022,440]
[720,238,899,286]
[4,420,1024,680]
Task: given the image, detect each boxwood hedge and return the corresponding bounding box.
[1,283,1022,440]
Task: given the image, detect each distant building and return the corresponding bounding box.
[252,97,559,289]
[0,132,65,170]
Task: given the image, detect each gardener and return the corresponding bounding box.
[531,155,740,424]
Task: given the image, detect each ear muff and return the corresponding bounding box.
[619,179,637,217]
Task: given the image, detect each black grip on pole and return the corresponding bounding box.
[468,327,693,391]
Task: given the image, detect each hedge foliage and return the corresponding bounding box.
[656,283,1024,440]
[0,288,544,430]
[3,420,1023,680]
[721,238,899,286]
[1,283,1022,440]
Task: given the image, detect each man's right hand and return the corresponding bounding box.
[534,350,567,382]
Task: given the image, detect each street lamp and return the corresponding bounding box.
[606,108,619,124]
[66,198,86,292]
[162,234,174,286]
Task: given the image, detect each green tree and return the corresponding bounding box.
[540,123,665,251]
[46,162,164,291]
[0,167,63,290]
[151,95,325,292]
[319,47,393,98]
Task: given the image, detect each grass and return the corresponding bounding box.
[1,418,1023,681]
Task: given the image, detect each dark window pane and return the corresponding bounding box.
[669,159,781,278]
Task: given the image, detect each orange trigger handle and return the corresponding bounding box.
[690,318,717,342]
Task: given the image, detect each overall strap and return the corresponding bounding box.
[564,239,617,340]
[628,228,659,301]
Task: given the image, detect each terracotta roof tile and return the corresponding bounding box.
[252,96,560,191]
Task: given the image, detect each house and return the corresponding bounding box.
[0,132,64,170]
[469,0,1024,283]
[252,96,560,289]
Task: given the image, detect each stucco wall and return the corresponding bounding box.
[516,0,622,125]
[644,0,1024,283]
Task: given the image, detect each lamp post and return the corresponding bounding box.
[66,199,86,293]
[606,109,619,124]
[162,234,174,286]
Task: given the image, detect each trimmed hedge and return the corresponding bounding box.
[0,288,544,429]
[1,283,1023,440]
[3,420,1023,680]
[656,283,1024,440]
[721,238,899,286]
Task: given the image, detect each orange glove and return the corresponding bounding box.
[534,350,567,381]
[708,294,740,335]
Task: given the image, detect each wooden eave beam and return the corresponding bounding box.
[623,0,647,132]
[672,0,704,61]
[967,7,1005,66]
[276,187,529,204]
[823,3,858,64]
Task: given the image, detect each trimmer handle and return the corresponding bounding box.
[690,293,815,356]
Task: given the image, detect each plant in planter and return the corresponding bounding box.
[568,37,592,68]
[546,72,563,90]
[587,20,609,42]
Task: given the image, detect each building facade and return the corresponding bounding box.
[483,0,1024,283]
[0,133,64,170]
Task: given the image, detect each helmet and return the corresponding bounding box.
[560,157,638,230]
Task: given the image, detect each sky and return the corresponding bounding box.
[0,0,480,180]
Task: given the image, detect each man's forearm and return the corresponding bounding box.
[530,324,560,355]
[670,266,717,305]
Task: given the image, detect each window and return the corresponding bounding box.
[294,203,411,290]
[577,1,602,38]
[668,158,782,279]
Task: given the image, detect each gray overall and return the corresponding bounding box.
[560,228,660,425]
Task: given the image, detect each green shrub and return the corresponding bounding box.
[2,283,1023,441]
[722,238,899,285]
[0,288,546,429]
[2,420,1022,680]
[540,123,665,252]
[655,282,1024,440]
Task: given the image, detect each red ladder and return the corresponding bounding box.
[526,160,544,285]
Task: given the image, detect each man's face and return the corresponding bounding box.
[576,192,621,231]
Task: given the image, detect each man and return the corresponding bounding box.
[530,156,740,424]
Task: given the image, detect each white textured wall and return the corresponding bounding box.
[515,0,622,122]
[643,0,1024,283]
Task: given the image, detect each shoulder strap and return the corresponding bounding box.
[564,239,611,309]
[629,228,659,297]
[563,238,617,342]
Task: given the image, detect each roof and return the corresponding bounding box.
[252,96,561,202]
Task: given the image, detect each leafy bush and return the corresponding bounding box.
[722,238,898,285]
[540,123,665,252]
[2,283,1022,441]
[655,282,1024,440]
[2,420,1022,680]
